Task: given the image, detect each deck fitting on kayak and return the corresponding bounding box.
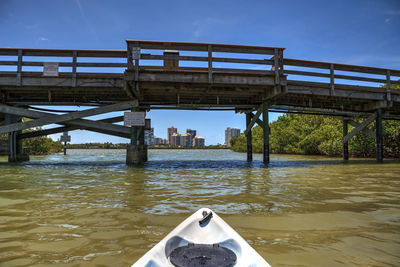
[199,210,213,226]
[169,243,237,267]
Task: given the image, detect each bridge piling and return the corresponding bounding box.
[343,119,349,160]
[5,114,29,163]
[376,109,383,162]
[126,108,148,165]
[246,113,253,162]
[262,103,270,164]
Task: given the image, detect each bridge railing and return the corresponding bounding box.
[283,58,400,99]
[126,40,285,84]
[0,48,127,86]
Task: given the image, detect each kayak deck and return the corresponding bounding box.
[132,208,270,267]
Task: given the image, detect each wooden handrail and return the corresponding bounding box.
[126,40,284,55]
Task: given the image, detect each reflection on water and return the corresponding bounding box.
[0,149,399,266]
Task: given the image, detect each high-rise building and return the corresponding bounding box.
[168,126,177,145]
[186,129,197,137]
[145,128,154,146]
[225,127,241,147]
[171,133,181,146]
[193,136,205,147]
[181,133,193,147]
[186,129,197,147]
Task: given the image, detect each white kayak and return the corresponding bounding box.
[132,208,270,267]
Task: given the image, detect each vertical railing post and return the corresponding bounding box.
[273,48,280,85]
[330,64,335,96]
[134,41,140,82]
[127,43,133,69]
[72,51,77,87]
[386,70,391,102]
[208,44,213,84]
[16,49,23,86]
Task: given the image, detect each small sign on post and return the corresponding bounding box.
[43,62,59,77]
[124,112,146,127]
[60,132,71,155]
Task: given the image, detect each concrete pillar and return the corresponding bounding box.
[246,113,252,162]
[343,119,349,160]
[376,109,383,162]
[126,109,148,165]
[262,103,270,164]
[5,114,29,162]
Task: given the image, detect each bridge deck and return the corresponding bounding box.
[0,40,399,117]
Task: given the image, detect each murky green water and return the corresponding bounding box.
[0,149,399,266]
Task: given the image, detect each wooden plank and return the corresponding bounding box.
[342,113,376,144]
[127,40,284,55]
[284,58,400,76]
[0,101,138,134]
[140,54,273,65]
[0,48,126,58]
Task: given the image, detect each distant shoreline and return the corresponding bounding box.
[67,147,229,150]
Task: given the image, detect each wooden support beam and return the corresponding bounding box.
[16,49,22,86]
[343,119,349,160]
[246,112,252,162]
[386,70,391,102]
[244,105,263,136]
[248,112,265,128]
[72,51,77,87]
[0,101,137,134]
[342,113,376,144]
[348,120,376,139]
[17,116,125,139]
[376,109,383,162]
[262,102,269,164]
[330,64,335,96]
[208,44,213,84]
[274,48,280,85]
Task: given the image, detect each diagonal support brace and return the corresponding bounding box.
[244,105,263,136]
[0,100,138,134]
[342,113,376,144]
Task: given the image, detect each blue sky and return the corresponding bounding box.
[1,0,399,144]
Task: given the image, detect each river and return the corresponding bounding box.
[0,149,399,266]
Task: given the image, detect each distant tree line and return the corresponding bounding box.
[230,114,400,158]
[231,82,400,158]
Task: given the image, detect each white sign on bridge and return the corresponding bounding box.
[43,62,59,77]
[124,112,146,127]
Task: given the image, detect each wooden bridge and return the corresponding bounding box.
[0,40,399,164]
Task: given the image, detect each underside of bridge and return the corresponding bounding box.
[0,40,399,164]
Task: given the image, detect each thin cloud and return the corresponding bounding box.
[40,37,48,41]
[75,0,97,39]
[192,17,232,39]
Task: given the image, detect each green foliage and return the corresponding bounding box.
[231,114,400,158]
[23,136,63,155]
